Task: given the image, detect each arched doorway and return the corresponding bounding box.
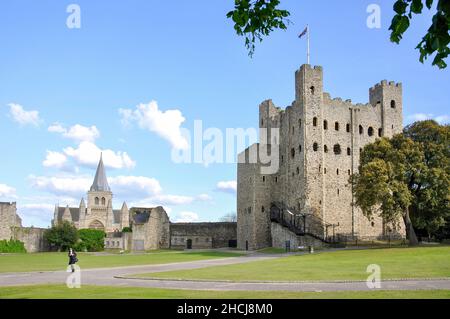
[186,239,193,250]
[89,220,105,231]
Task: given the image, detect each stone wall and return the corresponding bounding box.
[271,223,324,249]
[11,227,49,253]
[131,207,170,251]
[0,202,22,240]
[171,222,237,249]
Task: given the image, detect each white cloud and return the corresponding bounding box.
[17,204,55,228]
[64,141,136,169]
[8,103,41,127]
[29,175,91,198]
[151,194,195,206]
[43,151,68,168]
[174,211,200,223]
[119,101,189,150]
[406,113,450,125]
[48,123,100,143]
[0,184,17,199]
[109,176,162,199]
[216,180,237,194]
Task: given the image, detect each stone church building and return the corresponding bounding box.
[237,64,406,251]
[52,154,130,233]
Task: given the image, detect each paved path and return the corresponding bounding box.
[0,255,449,292]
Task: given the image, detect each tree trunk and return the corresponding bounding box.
[403,207,419,246]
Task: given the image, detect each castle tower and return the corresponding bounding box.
[86,153,113,231]
[296,65,325,229]
[62,205,72,223]
[369,81,403,137]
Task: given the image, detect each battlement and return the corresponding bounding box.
[370,80,402,92]
[300,64,323,72]
[0,202,16,207]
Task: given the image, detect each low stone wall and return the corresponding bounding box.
[12,227,49,253]
[271,223,324,249]
[170,222,237,249]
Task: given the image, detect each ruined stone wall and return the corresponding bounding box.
[171,222,237,249]
[0,202,22,240]
[271,223,324,249]
[12,227,49,253]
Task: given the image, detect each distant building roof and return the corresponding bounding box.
[57,207,81,222]
[90,153,111,192]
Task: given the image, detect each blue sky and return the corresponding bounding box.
[0,0,448,227]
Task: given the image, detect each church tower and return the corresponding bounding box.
[85,154,113,232]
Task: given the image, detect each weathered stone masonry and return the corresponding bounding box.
[238,64,406,250]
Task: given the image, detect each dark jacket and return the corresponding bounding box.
[68,251,78,265]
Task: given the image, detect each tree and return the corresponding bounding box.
[389,0,450,69]
[351,136,423,245]
[227,0,449,68]
[75,229,106,252]
[227,0,290,57]
[44,221,79,252]
[403,120,450,239]
[220,213,238,222]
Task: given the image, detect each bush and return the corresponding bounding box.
[76,229,105,252]
[44,221,79,252]
[122,227,132,233]
[0,239,27,253]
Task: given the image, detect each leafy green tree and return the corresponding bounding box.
[75,229,105,252]
[227,0,449,68]
[390,0,449,69]
[44,221,79,252]
[403,120,450,239]
[227,0,290,57]
[352,136,423,245]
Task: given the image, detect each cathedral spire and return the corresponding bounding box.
[90,153,111,192]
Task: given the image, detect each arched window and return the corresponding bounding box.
[323,120,328,130]
[296,167,300,175]
[333,144,342,155]
[95,197,99,205]
[324,145,328,153]
[391,100,396,108]
[346,124,351,133]
[313,117,318,127]
[313,143,319,152]
[368,127,374,137]
[299,145,302,153]
[299,119,302,128]
[291,148,295,158]
[292,126,295,135]
[359,125,363,135]
[262,206,265,213]
[337,169,340,175]
[335,122,340,131]
[261,119,264,126]
[310,86,315,95]
[101,197,106,205]
[324,168,327,174]
[262,176,266,182]
[378,128,383,137]
[347,147,351,156]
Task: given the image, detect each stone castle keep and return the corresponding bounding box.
[237,64,406,250]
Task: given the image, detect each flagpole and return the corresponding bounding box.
[307,24,310,65]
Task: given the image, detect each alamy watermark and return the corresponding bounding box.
[367,4,381,29]
[66,4,81,29]
[66,265,81,289]
[366,264,382,289]
[171,121,280,175]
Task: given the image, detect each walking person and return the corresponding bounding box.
[68,248,78,273]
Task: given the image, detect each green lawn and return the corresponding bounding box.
[0,285,449,299]
[0,251,242,273]
[136,247,450,282]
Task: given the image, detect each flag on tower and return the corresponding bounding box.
[298,26,308,39]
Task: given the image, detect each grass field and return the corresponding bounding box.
[136,247,450,282]
[0,285,449,299]
[0,251,242,273]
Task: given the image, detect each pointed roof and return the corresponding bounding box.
[90,153,111,192]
